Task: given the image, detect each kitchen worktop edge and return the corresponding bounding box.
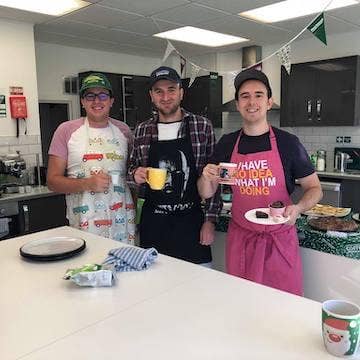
[0,186,61,204]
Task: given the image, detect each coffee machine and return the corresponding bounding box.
[334,147,360,174]
[0,152,27,193]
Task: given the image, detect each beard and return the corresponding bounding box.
[156,101,181,117]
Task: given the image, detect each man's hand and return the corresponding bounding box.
[284,204,301,225]
[134,167,148,185]
[200,220,215,246]
[202,164,220,182]
[87,173,110,193]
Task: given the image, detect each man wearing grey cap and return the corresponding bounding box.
[128,66,220,266]
[198,68,322,295]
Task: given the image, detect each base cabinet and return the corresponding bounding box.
[301,247,360,305]
[19,195,68,235]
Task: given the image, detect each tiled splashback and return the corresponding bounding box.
[216,112,360,172]
[0,135,42,168]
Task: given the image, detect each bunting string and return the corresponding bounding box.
[151,0,333,86]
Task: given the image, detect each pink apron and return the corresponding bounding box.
[226,126,303,295]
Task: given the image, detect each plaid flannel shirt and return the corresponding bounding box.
[128,109,221,223]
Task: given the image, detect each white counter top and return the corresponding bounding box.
[0,186,58,204]
[0,226,338,360]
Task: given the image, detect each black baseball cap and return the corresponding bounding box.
[149,66,181,88]
[234,69,272,99]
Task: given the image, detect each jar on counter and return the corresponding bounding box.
[316,150,326,172]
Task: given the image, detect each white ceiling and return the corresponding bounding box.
[1,0,360,57]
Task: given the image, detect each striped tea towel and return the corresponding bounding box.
[103,246,158,272]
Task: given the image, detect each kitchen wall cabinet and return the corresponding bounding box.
[281,55,360,126]
[18,195,68,235]
[182,74,223,128]
[79,71,223,129]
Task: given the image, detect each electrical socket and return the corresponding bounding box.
[336,136,343,143]
[344,136,351,143]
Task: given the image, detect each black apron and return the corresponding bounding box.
[139,120,211,264]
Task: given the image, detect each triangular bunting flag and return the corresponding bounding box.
[180,55,186,78]
[229,70,238,84]
[307,13,327,45]
[277,44,291,74]
[219,70,238,88]
[162,41,175,63]
[188,64,201,87]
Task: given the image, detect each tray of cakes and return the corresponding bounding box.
[303,204,351,218]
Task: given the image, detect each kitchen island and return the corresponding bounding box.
[213,214,360,306]
[1,226,337,360]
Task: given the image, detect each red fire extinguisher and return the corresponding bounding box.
[9,96,28,137]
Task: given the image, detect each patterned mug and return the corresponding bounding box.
[322,299,360,357]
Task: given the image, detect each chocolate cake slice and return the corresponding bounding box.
[256,210,269,219]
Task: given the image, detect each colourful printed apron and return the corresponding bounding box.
[66,118,136,244]
[227,126,303,295]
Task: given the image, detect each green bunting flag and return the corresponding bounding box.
[307,13,327,45]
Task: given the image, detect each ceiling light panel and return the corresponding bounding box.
[154,26,249,47]
[239,0,358,23]
[0,0,90,16]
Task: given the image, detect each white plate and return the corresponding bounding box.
[352,213,360,223]
[20,236,86,261]
[244,208,290,225]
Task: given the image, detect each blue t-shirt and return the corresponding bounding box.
[210,127,315,195]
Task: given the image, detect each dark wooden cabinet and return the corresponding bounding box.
[79,71,223,128]
[341,179,360,212]
[182,74,223,128]
[39,103,69,167]
[19,195,68,234]
[281,56,360,126]
[123,75,152,128]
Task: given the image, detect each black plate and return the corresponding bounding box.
[20,236,86,261]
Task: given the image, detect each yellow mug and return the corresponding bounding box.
[146,168,167,190]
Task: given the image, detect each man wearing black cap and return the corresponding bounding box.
[128,66,220,266]
[47,73,136,243]
[198,68,322,295]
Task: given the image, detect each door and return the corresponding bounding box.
[19,195,68,234]
[39,102,69,167]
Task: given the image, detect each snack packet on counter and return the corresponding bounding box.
[64,263,116,287]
